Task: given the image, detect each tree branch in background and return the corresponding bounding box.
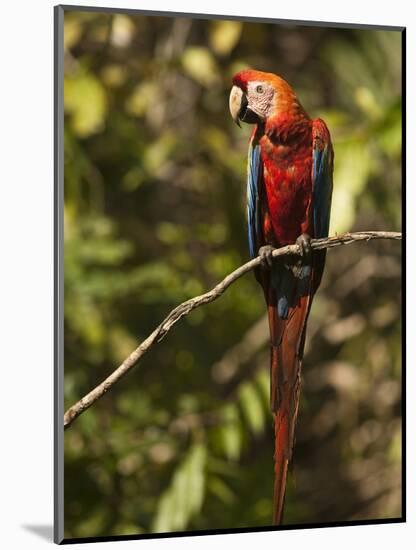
[63,231,401,430]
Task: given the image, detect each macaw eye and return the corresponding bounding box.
[256,85,264,94]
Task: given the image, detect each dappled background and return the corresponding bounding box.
[63,10,402,539]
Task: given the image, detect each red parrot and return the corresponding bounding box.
[229,70,334,524]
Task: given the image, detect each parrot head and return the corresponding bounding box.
[229,69,303,127]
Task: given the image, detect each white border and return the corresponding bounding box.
[1,1,412,548]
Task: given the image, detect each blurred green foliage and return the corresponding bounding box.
[63,11,402,538]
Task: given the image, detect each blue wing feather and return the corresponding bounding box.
[247,141,262,258]
[312,124,333,239]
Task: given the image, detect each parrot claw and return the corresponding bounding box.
[258,245,275,269]
[296,233,312,261]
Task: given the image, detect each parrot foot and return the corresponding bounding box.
[296,233,312,261]
[258,245,275,268]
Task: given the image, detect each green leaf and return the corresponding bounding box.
[238,382,265,436]
[182,47,219,87]
[207,475,236,504]
[219,403,242,461]
[186,444,206,516]
[255,368,270,407]
[152,444,207,533]
[125,81,158,116]
[65,71,107,137]
[330,141,372,234]
[209,21,242,56]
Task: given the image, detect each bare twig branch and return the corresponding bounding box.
[63,231,401,430]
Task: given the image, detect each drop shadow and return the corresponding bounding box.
[22,524,53,542]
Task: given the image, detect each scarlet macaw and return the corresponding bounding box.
[229,70,334,524]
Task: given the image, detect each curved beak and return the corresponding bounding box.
[229,85,246,127]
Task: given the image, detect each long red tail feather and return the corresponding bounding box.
[266,290,311,524]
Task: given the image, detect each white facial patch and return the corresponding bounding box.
[247,81,275,120]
